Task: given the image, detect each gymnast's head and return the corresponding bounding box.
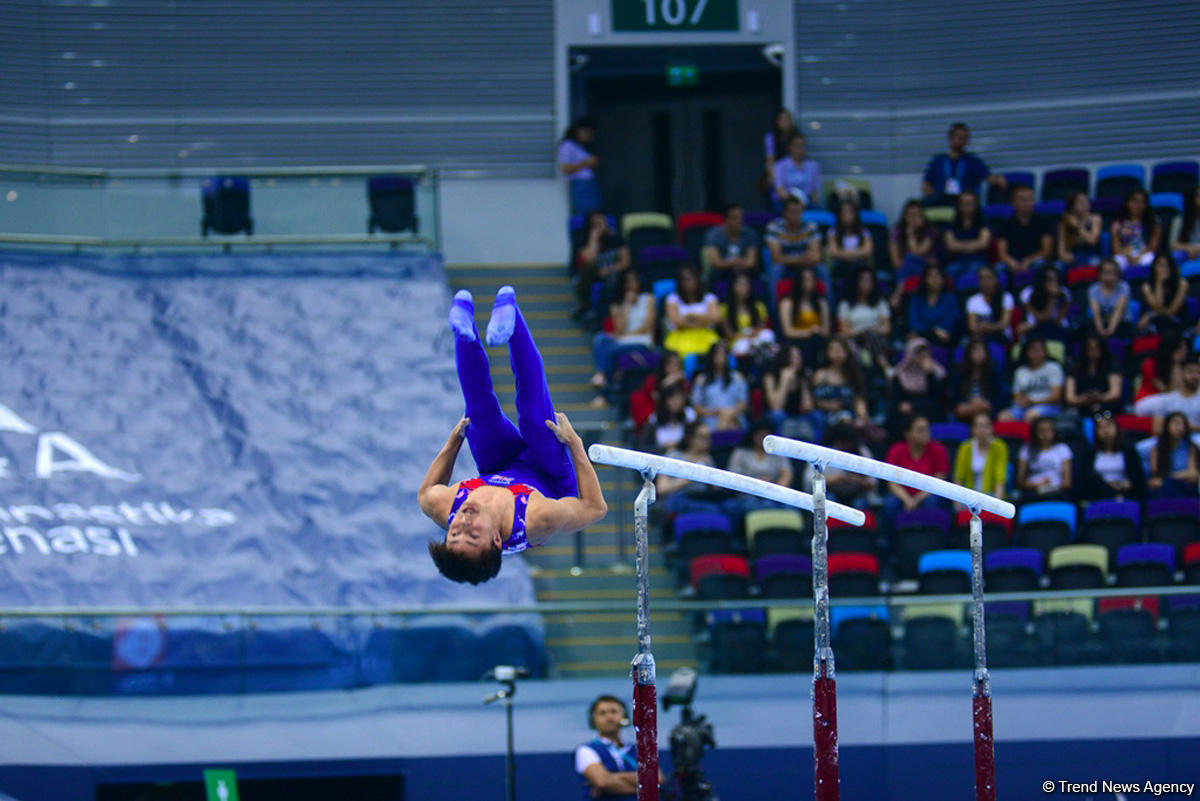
[428,501,503,584]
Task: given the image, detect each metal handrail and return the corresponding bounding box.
[0,163,433,179]
[0,232,434,249]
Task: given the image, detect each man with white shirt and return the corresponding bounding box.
[1135,358,1200,431]
[575,695,663,799]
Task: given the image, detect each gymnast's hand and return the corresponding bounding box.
[449,416,470,442]
[545,412,581,447]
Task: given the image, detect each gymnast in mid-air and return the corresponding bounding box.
[419,286,608,584]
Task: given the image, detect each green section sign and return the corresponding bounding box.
[204,769,241,801]
[612,0,739,32]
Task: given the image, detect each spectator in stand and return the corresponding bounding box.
[1088,258,1132,338]
[1058,192,1103,266]
[805,422,878,507]
[559,116,601,215]
[884,416,950,528]
[966,264,1015,344]
[720,273,775,363]
[762,109,800,201]
[953,338,1005,423]
[890,200,941,286]
[630,351,687,432]
[573,210,631,318]
[1000,337,1063,422]
[763,344,817,440]
[644,377,696,453]
[772,133,822,211]
[953,412,1009,500]
[811,337,870,430]
[1112,189,1161,271]
[590,269,655,403]
[921,122,1005,205]
[1148,411,1200,496]
[690,340,749,432]
[663,266,721,359]
[778,267,830,368]
[944,190,992,283]
[1081,412,1146,501]
[1017,416,1073,500]
[704,203,760,282]
[1136,252,1189,335]
[1018,265,1071,342]
[887,337,948,435]
[656,421,718,513]
[838,267,892,375]
[996,185,1053,279]
[828,200,874,280]
[1135,333,1189,403]
[1135,357,1200,429]
[907,263,960,347]
[728,419,794,488]
[1065,333,1122,417]
[1173,187,1200,270]
[766,195,826,296]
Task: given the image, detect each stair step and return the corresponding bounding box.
[553,658,698,674]
[537,588,674,600]
[547,634,692,647]
[534,545,660,557]
[542,612,683,624]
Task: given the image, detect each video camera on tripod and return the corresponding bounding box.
[662,668,717,801]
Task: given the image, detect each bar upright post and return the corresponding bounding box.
[632,471,659,801]
[969,510,996,801]
[811,465,839,801]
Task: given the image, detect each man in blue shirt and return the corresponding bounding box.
[921,122,1006,206]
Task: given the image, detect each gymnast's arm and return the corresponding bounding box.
[417,417,469,528]
[530,413,609,541]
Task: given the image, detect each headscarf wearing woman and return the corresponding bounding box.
[894,336,946,395]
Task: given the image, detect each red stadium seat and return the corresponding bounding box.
[676,211,723,238]
[1098,595,1159,622]
[1066,266,1098,286]
[829,510,877,530]
[1115,414,1154,436]
[1132,335,1161,357]
[993,421,1031,443]
[828,552,880,576]
[689,553,750,588]
[954,508,1014,535]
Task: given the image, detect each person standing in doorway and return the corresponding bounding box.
[559,116,602,216]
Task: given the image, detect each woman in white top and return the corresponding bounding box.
[1017,416,1073,499]
[1057,191,1103,266]
[590,269,657,400]
[837,266,891,373]
[663,265,721,358]
[1000,338,1064,422]
[828,201,874,278]
[965,264,1014,344]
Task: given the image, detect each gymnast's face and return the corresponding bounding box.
[446,502,502,553]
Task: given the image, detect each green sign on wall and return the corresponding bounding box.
[612,0,740,32]
[204,769,241,801]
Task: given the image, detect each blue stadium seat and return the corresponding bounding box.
[1150,160,1199,196]
[1041,168,1089,202]
[201,176,253,236]
[367,176,417,233]
[1018,501,1077,532]
[918,549,973,594]
[1095,164,1147,200]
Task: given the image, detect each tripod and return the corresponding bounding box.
[483,666,527,801]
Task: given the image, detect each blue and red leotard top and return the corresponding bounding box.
[446,474,535,555]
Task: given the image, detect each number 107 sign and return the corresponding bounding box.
[611,0,740,32]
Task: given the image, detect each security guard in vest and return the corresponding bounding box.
[575,694,665,799]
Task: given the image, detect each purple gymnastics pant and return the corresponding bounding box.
[456,301,579,500]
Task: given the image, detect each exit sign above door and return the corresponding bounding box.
[611,0,740,32]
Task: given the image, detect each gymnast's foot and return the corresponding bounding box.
[449,289,476,342]
[485,285,517,346]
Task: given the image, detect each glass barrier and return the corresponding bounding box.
[0,164,439,251]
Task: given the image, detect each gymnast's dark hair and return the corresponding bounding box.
[428,539,502,585]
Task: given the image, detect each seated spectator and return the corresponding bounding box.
[704,203,760,281]
[766,195,826,292]
[1057,192,1103,266]
[887,337,948,435]
[663,266,721,359]
[804,422,878,507]
[761,108,800,201]
[590,269,656,400]
[965,264,1015,344]
[996,185,1053,279]
[828,201,874,279]
[1088,258,1132,338]
[1000,337,1063,422]
[690,340,749,431]
[728,419,794,488]
[953,411,1009,500]
[772,133,822,211]
[720,273,775,364]
[656,421,719,514]
[907,263,960,346]
[1017,416,1073,500]
[920,122,1004,205]
[944,190,992,282]
[954,337,1006,422]
[1112,189,1161,271]
[778,267,830,368]
[838,267,892,374]
[1065,334,1122,417]
[573,210,631,318]
[1136,253,1189,335]
[811,337,870,430]
[1173,186,1200,270]
[1081,413,1146,501]
[1018,265,1071,342]
[1148,411,1200,496]
[643,377,696,452]
[889,200,940,285]
[1135,357,1200,429]
[630,351,687,431]
[1135,333,1188,403]
[763,344,817,441]
[884,416,950,525]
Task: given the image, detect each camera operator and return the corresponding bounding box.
[575,695,664,799]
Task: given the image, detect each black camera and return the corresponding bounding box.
[662,669,717,801]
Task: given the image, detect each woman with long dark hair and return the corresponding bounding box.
[1149,411,1200,496]
[761,108,800,199]
[690,339,749,431]
[811,336,869,429]
[663,265,721,358]
[1082,413,1146,501]
[837,266,892,374]
[1135,332,1189,403]
[559,116,601,215]
[1174,186,1200,269]
[1017,416,1073,499]
[720,273,775,364]
[1111,188,1161,270]
[889,199,940,282]
[1088,258,1132,338]
[778,267,830,367]
[954,337,1005,422]
[1137,252,1189,335]
[1018,264,1071,341]
[1058,191,1103,266]
[907,263,960,346]
[828,200,874,278]
[965,264,1015,344]
[1065,333,1122,416]
[1001,337,1064,422]
[944,190,992,282]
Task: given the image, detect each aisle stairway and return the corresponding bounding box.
[444,264,700,678]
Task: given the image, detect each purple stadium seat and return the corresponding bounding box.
[1083,500,1141,526]
[930,421,969,444]
[896,507,952,533]
[985,547,1043,575]
[1148,497,1200,520]
[754,553,812,581]
[1117,543,1175,572]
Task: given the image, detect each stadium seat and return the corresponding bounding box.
[1034,199,1066,226]
[1167,604,1200,661]
[827,523,877,555]
[367,176,418,233]
[1185,543,1200,585]
[803,209,836,229]
[1047,544,1109,590]
[988,171,1035,205]
[673,513,734,564]
[745,508,808,561]
[1015,502,1076,559]
[638,244,688,283]
[708,613,767,674]
[1115,543,1174,588]
[1041,168,1090,202]
[1080,500,1141,565]
[917,549,972,595]
[834,614,893,671]
[822,177,874,211]
[902,605,966,669]
[769,613,815,672]
[677,211,723,267]
[893,508,952,579]
[1146,497,1200,562]
[828,552,880,597]
[1066,265,1098,286]
[621,211,673,239]
[1151,192,1184,233]
[923,205,955,228]
[861,211,892,273]
[1032,610,1099,666]
[993,420,1031,446]
[983,202,1015,225]
[755,553,813,599]
[201,176,253,236]
[951,509,1013,555]
[1150,160,1199,196]
[984,547,1042,592]
[1098,598,1160,664]
[690,554,751,600]
[985,610,1036,667]
[930,421,969,448]
[1095,164,1146,200]
[743,210,774,239]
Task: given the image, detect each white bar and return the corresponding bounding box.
[764,436,1016,519]
[588,444,866,526]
